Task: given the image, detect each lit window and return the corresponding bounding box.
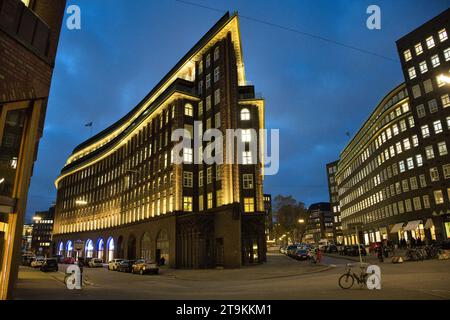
[214,66,220,82]
[431,54,440,67]
[242,151,253,164]
[426,36,435,49]
[434,190,444,204]
[215,112,221,128]
[206,74,211,89]
[407,157,414,170]
[198,170,203,187]
[243,174,254,189]
[438,29,448,42]
[425,145,435,159]
[421,125,430,138]
[437,75,446,87]
[244,197,254,212]
[183,171,193,187]
[183,148,193,163]
[399,160,406,173]
[419,61,428,73]
[214,89,220,105]
[415,43,423,55]
[206,95,211,110]
[408,67,416,80]
[240,108,250,120]
[198,61,203,75]
[403,49,412,61]
[241,129,252,142]
[441,94,450,108]
[430,167,440,182]
[207,167,212,184]
[443,164,450,179]
[444,48,450,61]
[184,103,193,116]
[183,196,193,211]
[207,192,213,209]
[447,116,450,129]
[403,138,411,150]
[438,141,448,156]
[206,54,211,68]
[433,120,443,134]
[412,135,419,147]
[198,195,204,211]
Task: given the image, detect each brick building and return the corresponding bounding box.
[0,0,65,299]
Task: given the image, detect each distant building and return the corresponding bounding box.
[263,194,273,239]
[21,224,33,254]
[326,161,343,244]
[304,203,334,244]
[31,206,55,257]
[0,0,66,299]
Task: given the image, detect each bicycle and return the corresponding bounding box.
[338,264,369,289]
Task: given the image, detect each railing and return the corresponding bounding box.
[0,0,51,58]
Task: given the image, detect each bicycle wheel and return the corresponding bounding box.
[339,273,354,289]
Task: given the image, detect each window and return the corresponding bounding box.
[416,154,423,167]
[198,80,203,94]
[412,135,419,147]
[184,103,193,116]
[448,116,450,129]
[214,46,219,60]
[198,61,203,75]
[214,89,220,105]
[206,95,211,110]
[207,192,213,209]
[438,141,448,156]
[438,28,448,42]
[424,79,433,93]
[437,75,446,87]
[444,48,450,61]
[431,54,440,67]
[415,43,423,55]
[396,142,402,154]
[400,120,407,132]
[419,61,428,73]
[183,171,193,187]
[403,138,411,150]
[413,197,422,211]
[183,148,193,163]
[198,101,203,116]
[392,124,399,136]
[423,195,430,208]
[243,151,253,164]
[430,167,439,182]
[407,157,414,170]
[183,196,193,211]
[425,145,435,159]
[199,195,204,211]
[216,165,222,180]
[240,108,250,120]
[242,129,252,142]
[244,197,254,212]
[421,125,430,138]
[441,94,450,108]
[433,120,443,134]
[428,99,438,113]
[206,73,211,89]
[214,66,220,82]
[399,160,405,173]
[426,36,435,49]
[412,85,421,98]
[408,67,416,80]
[243,174,254,189]
[434,190,444,204]
[216,190,223,207]
[207,167,212,184]
[206,54,211,68]
[443,164,450,179]
[199,170,203,187]
[403,49,412,61]
[215,112,221,128]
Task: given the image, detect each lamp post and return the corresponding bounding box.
[297,219,305,243]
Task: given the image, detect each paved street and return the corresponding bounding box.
[14,252,450,300]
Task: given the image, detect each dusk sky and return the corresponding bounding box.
[25,0,450,221]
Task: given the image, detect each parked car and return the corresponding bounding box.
[30,256,45,268]
[286,245,298,257]
[344,245,367,256]
[279,246,287,254]
[22,255,35,266]
[88,258,104,268]
[293,249,310,260]
[117,260,135,273]
[325,244,338,253]
[62,257,76,264]
[108,259,124,271]
[132,259,159,275]
[40,258,58,272]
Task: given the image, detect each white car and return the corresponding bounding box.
[88,258,103,268]
[30,256,45,268]
[108,259,123,271]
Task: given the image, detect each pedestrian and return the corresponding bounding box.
[377,244,384,262]
[316,247,322,264]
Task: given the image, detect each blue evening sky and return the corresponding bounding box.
[25,0,450,221]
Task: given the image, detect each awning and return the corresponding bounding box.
[390,223,404,233]
[403,220,422,231]
[424,218,434,229]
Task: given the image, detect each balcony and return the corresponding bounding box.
[0,0,51,58]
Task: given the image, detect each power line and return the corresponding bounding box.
[174,0,398,62]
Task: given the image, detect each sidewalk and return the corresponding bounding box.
[324,250,408,264]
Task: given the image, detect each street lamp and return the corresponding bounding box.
[298,219,305,224]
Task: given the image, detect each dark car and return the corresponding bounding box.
[293,249,310,260]
[325,244,338,253]
[117,260,135,273]
[344,245,367,256]
[40,258,58,272]
[286,245,298,257]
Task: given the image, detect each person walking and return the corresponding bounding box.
[377,244,384,262]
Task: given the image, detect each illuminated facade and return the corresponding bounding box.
[53,12,266,268]
[336,9,450,246]
[303,203,334,244]
[326,161,343,244]
[0,0,65,299]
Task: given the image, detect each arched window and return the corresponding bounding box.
[107,237,115,262]
[141,232,151,260]
[97,238,104,260]
[240,108,250,121]
[66,240,73,258]
[57,242,64,256]
[85,239,94,258]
